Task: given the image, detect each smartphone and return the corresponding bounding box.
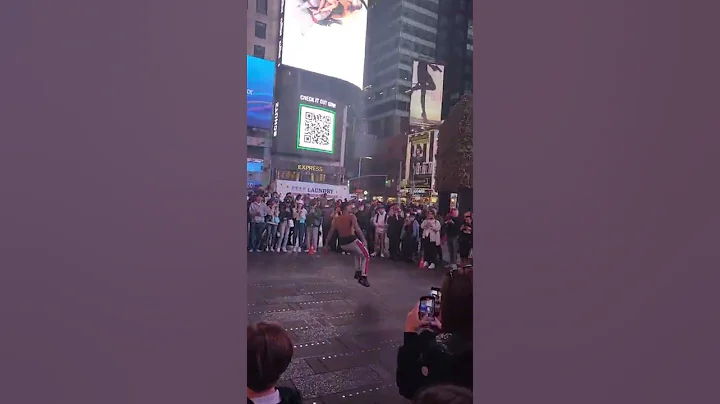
[418,296,436,320]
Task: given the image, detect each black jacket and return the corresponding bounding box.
[443,217,462,238]
[396,331,473,400]
[387,214,404,236]
[247,387,302,404]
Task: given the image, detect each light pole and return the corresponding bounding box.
[358,156,372,177]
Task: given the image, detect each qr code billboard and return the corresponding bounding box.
[297,104,335,153]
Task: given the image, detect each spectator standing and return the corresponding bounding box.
[420,211,442,269]
[249,195,269,253]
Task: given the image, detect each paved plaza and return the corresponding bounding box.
[248,251,447,404]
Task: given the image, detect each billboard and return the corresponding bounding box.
[297,96,337,153]
[409,61,445,125]
[278,0,368,88]
[404,130,438,190]
[272,66,345,161]
[247,55,276,129]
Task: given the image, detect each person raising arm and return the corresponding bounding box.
[323,202,371,287]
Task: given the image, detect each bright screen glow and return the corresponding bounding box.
[279,0,368,88]
[247,55,276,129]
[409,61,445,125]
[247,159,264,173]
[297,104,336,153]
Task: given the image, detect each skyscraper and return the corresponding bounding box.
[246,0,281,61]
[436,0,473,120]
[363,0,440,138]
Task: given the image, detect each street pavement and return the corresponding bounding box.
[248,250,447,404]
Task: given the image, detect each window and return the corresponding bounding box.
[256,0,268,15]
[253,45,266,59]
[254,21,267,39]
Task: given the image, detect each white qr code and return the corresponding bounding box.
[297,104,335,153]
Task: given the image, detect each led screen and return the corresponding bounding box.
[247,55,276,129]
[271,67,344,161]
[278,0,368,88]
[297,103,336,153]
[409,61,445,125]
[247,159,264,173]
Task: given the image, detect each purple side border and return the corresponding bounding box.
[473,1,720,403]
[0,1,248,403]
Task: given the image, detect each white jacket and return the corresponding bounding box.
[372,211,388,231]
[421,219,442,245]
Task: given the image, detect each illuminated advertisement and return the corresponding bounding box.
[404,130,438,190]
[278,0,368,88]
[272,67,345,161]
[247,55,276,129]
[247,158,264,173]
[409,61,445,125]
[297,95,337,153]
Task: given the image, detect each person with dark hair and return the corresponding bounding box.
[400,212,420,263]
[458,212,473,268]
[249,194,269,253]
[247,322,302,404]
[323,201,371,287]
[277,202,294,252]
[387,205,404,260]
[443,208,462,269]
[413,384,472,404]
[396,272,473,399]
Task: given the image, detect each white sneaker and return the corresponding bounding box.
[282,247,288,252]
[380,253,385,258]
[370,252,377,257]
[428,263,436,269]
[423,261,430,268]
[275,248,281,252]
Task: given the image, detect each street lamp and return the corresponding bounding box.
[358,156,372,177]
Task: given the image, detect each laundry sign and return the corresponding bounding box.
[274,180,350,200]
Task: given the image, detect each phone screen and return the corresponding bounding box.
[430,287,442,304]
[418,296,436,320]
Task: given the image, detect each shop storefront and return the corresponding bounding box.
[271,159,344,185]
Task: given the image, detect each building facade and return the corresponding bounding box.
[363,0,440,139]
[436,0,473,120]
[246,0,281,61]
[246,0,281,188]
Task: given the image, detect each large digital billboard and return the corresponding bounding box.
[409,61,445,126]
[278,0,368,89]
[297,96,337,153]
[247,55,276,129]
[271,66,345,161]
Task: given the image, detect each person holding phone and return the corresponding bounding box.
[396,272,473,399]
[292,201,308,253]
[323,202,371,287]
[277,202,293,252]
[420,211,442,269]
